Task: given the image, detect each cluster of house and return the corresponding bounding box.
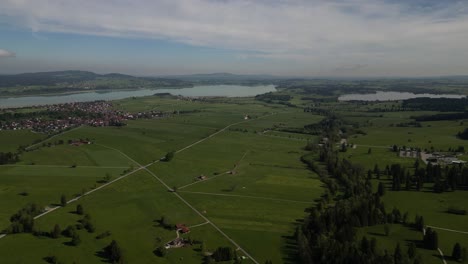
[0,101,167,133]
[424,152,467,165]
[164,224,191,249]
[399,149,467,165]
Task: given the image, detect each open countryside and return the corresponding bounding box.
[2,1,468,263]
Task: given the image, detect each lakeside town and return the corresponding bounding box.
[0,101,168,133]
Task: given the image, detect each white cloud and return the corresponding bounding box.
[1,0,468,75]
[0,49,15,58]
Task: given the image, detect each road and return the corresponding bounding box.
[178,150,249,190]
[25,125,82,150]
[427,225,468,235]
[1,116,272,263]
[437,248,448,264]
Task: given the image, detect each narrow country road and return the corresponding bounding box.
[25,125,82,150]
[1,115,278,264]
[427,225,468,235]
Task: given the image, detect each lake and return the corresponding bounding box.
[0,84,276,108]
[338,91,466,101]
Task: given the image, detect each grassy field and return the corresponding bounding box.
[0,96,324,263]
[334,102,468,263]
[0,130,45,152]
[2,91,466,263]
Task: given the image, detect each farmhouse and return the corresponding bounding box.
[164,238,188,249]
[176,224,190,234]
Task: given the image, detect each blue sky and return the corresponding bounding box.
[1,0,468,77]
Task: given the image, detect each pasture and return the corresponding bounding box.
[0,96,324,263]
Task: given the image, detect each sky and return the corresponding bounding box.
[0,0,468,77]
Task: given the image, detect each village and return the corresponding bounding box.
[0,101,168,133]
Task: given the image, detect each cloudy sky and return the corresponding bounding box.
[0,0,468,77]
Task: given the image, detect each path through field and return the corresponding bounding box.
[1,114,281,264]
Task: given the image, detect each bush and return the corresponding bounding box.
[76,204,84,215]
[447,207,467,215]
[163,151,175,162]
[60,194,67,207]
[71,233,81,246]
[96,231,111,239]
[155,246,167,257]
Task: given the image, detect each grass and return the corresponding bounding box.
[0,171,235,263]
[0,130,45,152]
[0,165,124,229]
[0,97,324,263]
[4,92,466,264]
[18,143,135,167]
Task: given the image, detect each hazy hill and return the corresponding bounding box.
[0,71,192,96]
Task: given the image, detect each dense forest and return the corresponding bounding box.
[294,114,459,264]
[402,98,468,112]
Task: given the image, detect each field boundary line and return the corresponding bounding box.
[427,225,468,235]
[25,125,82,150]
[144,167,259,264]
[178,171,230,190]
[179,191,311,204]
[178,150,249,190]
[95,144,142,167]
[1,116,274,263]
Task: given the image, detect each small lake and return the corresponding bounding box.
[338,91,466,101]
[0,84,276,108]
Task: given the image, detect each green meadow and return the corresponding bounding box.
[0,96,323,263]
[0,130,45,152]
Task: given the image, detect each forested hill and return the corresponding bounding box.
[0,71,192,96]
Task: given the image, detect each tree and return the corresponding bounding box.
[423,228,438,250]
[361,236,370,254]
[415,215,425,231]
[51,224,61,239]
[63,225,76,237]
[394,243,403,264]
[370,237,377,255]
[408,242,416,259]
[163,151,175,162]
[378,182,386,196]
[60,194,67,207]
[461,247,467,263]
[155,246,166,257]
[200,241,206,253]
[374,164,380,179]
[71,233,81,246]
[76,204,84,215]
[105,240,124,263]
[212,247,234,262]
[452,243,462,261]
[104,173,111,183]
[384,224,391,236]
[340,143,347,152]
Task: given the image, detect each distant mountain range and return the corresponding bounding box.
[161,72,280,81]
[0,70,191,88]
[0,70,192,96]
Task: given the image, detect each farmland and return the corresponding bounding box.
[0,83,467,264]
[0,95,324,263]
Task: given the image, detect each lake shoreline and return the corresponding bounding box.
[338,91,466,101]
[0,84,276,108]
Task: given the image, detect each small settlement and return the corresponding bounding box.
[0,101,168,133]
